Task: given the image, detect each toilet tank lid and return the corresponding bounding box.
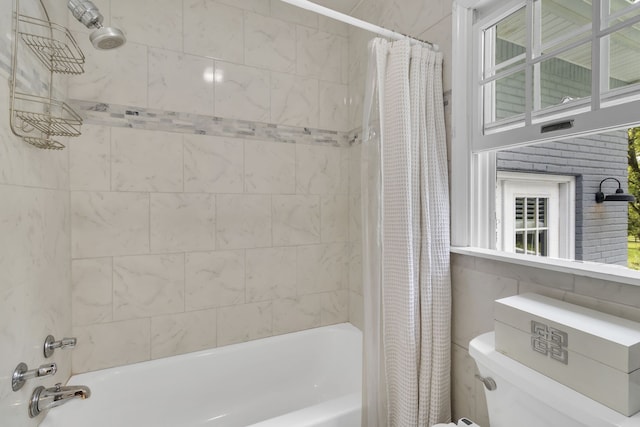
[469,332,640,427]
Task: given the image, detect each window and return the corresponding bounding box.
[471,0,640,152]
[496,172,575,259]
[451,0,640,276]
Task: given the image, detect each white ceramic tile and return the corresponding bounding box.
[150,193,216,253]
[214,62,270,122]
[185,250,245,310]
[349,290,364,331]
[113,254,185,321]
[272,195,321,246]
[321,195,348,242]
[69,35,148,108]
[148,48,214,116]
[217,302,272,346]
[319,81,349,131]
[69,125,110,191]
[270,0,318,27]
[296,144,342,194]
[151,308,217,359]
[348,242,363,295]
[22,139,69,190]
[379,0,447,39]
[111,0,182,51]
[184,0,243,62]
[273,295,322,334]
[71,191,150,258]
[349,192,361,243]
[297,26,345,83]
[73,319,150,373]
[451,266,518,349]
[244,140,295,194]
[215,0,269,14]
[297,243,348,295]
[0,80,26,187]
[216,195,272,249]
[244,12,296,73]
[111,127,183,192]
[318,15,349,37]
[184,134,244,193]
[271,72,319,128]
[246,247,297,302]
[72,258,113,326]
[321,290,349,325]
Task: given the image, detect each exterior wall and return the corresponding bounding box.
[451,253,640,425]
[68,1,353,374]
[0,0,72,425]
[495,39,629,265]
[498,133,629,265]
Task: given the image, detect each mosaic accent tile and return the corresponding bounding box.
[70,99,349,147]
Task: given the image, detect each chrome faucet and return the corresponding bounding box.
[29,383,91,418]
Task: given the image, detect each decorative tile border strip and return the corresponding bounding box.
[70,99,350,147]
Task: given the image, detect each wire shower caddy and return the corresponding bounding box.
[9,0,85,150]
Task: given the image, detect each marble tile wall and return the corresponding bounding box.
[68,0,350,133]
[70,124,350,373]
[451,253,640,425]
[0,0,72,425]
[64,0,359,374]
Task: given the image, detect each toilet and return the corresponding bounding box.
[457,331,640,427]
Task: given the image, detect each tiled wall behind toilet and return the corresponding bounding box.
[68,0,355,374]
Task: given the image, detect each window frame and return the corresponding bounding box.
[450,0,640,283]
[471,0,640,152]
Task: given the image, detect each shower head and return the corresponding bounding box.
[67,0,126,50]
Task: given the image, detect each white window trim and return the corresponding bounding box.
[450,0,640,285]
[495,171,576,260]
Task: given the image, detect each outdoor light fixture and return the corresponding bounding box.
[595,177,636,203]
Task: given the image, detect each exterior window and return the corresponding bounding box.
[452,1,640,273]
[496,172,575,260]
[472,0,640,152]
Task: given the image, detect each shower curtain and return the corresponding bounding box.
[361,38,451,426]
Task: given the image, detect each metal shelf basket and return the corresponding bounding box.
[13,92,82,137]
[17,14,85,75]
[8,0,86,151]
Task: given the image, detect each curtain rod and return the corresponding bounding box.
[279,0,438,50]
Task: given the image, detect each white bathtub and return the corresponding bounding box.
[40,323,362,427]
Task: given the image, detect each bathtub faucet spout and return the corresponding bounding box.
[29,383,91,418]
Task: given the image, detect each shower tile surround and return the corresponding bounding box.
[61,0,361,374]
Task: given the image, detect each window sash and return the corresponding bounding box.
[473,0,640,151]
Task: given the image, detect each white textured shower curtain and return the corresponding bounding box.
[362,38,451,427]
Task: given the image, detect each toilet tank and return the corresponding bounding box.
[469,332,640,427]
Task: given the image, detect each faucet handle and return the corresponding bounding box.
[12,362,58,391]
[44,335,77,358]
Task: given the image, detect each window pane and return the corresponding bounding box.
[537,42,592,110]
[515,197,525,228]
[538,198,547,227]
[489,70,527,124]
[526,198,536,227]
[604,28,640,92]
[515,231,525,253]
[608,0,640,26]
[526,230,536,254]
[539,230,548,256]
[485,7,527,76]
[539,0,592,51]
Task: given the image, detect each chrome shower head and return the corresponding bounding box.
[67,0,126,50]
[89,27,126,50]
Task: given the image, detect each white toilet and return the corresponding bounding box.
[463,331,640,427]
